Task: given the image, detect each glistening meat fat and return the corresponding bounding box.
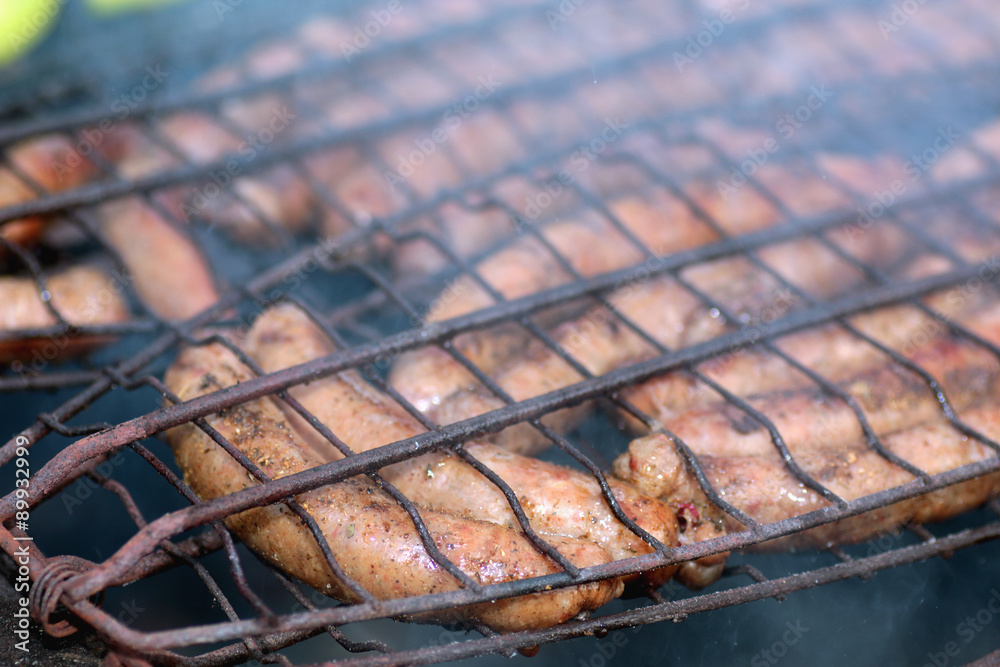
[615,411,1000,551]
[164,341,622,633]
[243,303,684,588]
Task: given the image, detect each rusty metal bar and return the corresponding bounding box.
[54,456,1000,652]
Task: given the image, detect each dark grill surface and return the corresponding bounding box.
[2,0,1000,665]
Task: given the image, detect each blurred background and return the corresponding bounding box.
[3,0,1000,665]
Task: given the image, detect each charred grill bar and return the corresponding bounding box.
[2,0,1000,664]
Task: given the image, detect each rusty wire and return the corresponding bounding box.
[2,0,1000,664]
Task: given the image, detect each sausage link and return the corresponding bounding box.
[1,135,104,251]
[97,197,219,320]
[615,414,1000,551]
[647,328,1000,461]
[422,190,911,455]
[164,341,622,633]
[244,304,679,584]
[0,264,130,364]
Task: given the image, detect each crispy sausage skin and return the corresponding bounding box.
[243,304,679,586]
[164,342,622,633]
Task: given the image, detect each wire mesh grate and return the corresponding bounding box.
[2,0,1000,664]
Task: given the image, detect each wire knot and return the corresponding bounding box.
[30,555,97,638]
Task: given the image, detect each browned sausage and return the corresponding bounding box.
[243,304,679,584]
[387,188,728,417]
[656,332,1000,461]
[97,197,219,320]
[389,152,911,424]
[615,415,1000,551]
[613,306,1000,550]
[164,341,622,632]
[0,264,130,364]
[625,239,1000,425]
[1,135,104,251]
[422,192,912,456]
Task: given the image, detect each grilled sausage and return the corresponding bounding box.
[1,194,218,363]
[174,42,316,244]
[114,109,315,246]
[424,274,715,455]
[613,309,1000,550]
[446,164,990,448]
[615,417,1000,551]
[387,187,734,416]
[97,197,219,320]
[112,17,501,248]
[164,341,622,632]
[390,150,911,424]
[624,242,1000,424]
[243,304,679,583]
[422,199,912,455]
[657,331,1000,461]
[1,165,45,251]
[1,135,104,252]
[0,264,130,364]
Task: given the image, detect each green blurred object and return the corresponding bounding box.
[0,0,185,66]
[0,0,61,66]
[86,0,185,14]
